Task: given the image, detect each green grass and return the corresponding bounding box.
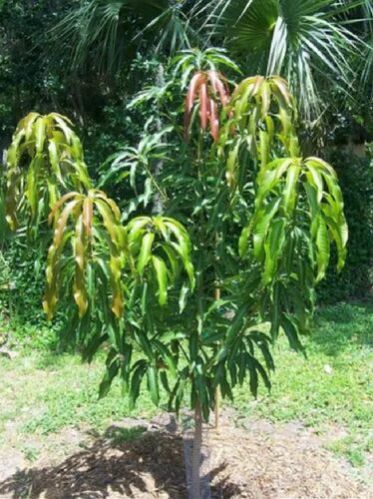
[0,352,157,441]
[106,426,148,445]
[327,436,371,468]
[0,301,372,469]
[233,301,373,467]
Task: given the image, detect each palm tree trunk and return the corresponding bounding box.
[190,402,203,499]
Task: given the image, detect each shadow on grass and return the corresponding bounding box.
[0,424,235,499]
[310,302,373,357]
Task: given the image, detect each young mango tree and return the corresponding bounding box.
[3,48,347,499]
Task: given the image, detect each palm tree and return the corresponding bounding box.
[354,1,373,97]
[52,0,194,76]
[52,0,370,121]
[195,0,370,119]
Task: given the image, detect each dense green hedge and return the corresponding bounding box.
[0,230,47,327]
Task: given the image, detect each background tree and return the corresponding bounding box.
[196,0,368,119]
[48,0,371,120]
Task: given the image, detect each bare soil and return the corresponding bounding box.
[0,411,370,499]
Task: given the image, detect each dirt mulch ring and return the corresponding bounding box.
[0,413,370,498]
[207,415,371,498]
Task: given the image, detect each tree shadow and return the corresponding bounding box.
[310,302,373,357]
[0,422,236,499]
[209,465,246,499]
[0,425,186,499]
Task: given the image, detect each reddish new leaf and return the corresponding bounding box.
[184,72,206,139]
[208,70,230,106]
[199,82,210,130]
[209,99,219,142]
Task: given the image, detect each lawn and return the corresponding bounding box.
[233,301,373,468]
[0,301,372,472]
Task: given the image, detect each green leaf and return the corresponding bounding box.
[99,357,120,399]
[147,366,160,406]
[34,117,46,154]
[315,215,330,281]
[263,217,286,283]
[226,139,240,188]
[153,340,177,377]
[152,255,168,306]
[282,163,300,216]
[129,360,147,409]
[252,198,281,259]
[82,333,108,364]
[253,358,271,391]
[249,331,275,371]
[247,354,259,398]
[238,223,251,257]
[137,231,155,275]
[281,315,304,353]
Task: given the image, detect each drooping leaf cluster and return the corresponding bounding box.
[5,113,91,231]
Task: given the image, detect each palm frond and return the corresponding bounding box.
[51,0,129,75]
[133,4,193,54]
[52,0,193,75]
[199,0,364,119]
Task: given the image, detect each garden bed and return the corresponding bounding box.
[0,303,371,498]
[0,411,369,498]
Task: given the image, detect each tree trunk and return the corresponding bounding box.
[214,386,221,431]
[152,64,165,215]
[214,285,221,431]
[190,402,203,499]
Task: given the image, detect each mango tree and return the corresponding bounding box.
[2,48,347,499]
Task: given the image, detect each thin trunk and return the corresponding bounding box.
[152,64,165,215]
[190,402,203,499]
[214,385,221,432]
[214,285,221,431]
